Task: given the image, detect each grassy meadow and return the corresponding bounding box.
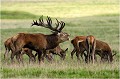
[1,0,119,78]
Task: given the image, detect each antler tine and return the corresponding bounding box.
[39,16,44,26]
[55,18,60,30]
[49,17,52,26]
[31,20,35,26]
[32,16,65,32]
[47,16,52,27]
[56,18,59,23]
[31,20,39,26]
[46,16,50,26]
[59,21,65,31]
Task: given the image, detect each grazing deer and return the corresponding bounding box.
[71,36,116,63]
[21,48,36,63]
[71,35,96,64]
[95,40,116,62]
[49,45,68,60]
[4,37,36,63]
[12,16,69,64]
[35,45,68,62]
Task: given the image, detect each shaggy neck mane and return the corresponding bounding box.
[46,34,59,49]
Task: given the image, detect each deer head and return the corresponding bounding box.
[59,48,68,60]
[32,16,69,43]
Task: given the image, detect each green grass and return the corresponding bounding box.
[1,61,119,78]
[2,67,119,78]
[1,0,119,78]
[1,1,119,18]
[1,11,38,19]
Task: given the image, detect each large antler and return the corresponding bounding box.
[31,16,65,32]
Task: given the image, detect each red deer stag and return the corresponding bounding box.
[71,35,96,64]
[12,16,69,64]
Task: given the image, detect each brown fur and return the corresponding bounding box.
[35,45,68,61]
[71,35,96,63]
[4,37,36,63]
[11,16,69,64]
[95,40,115,62]
[71,36,86,61]
[12,32,69,64]
[48,45,68,60]
[21,48,36,63]
[71,36,115,63]
[86,35,96,64]
[4,37,15,61]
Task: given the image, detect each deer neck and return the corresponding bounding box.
[46,34,59,49]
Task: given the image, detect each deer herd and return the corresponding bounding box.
[4,16,116,65]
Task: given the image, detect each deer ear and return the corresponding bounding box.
[65,48,68,52]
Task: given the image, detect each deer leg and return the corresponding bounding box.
[45,51,53,63]
[76,51,80,61]
[94,54,97,62]
[11,52,16,64]
[85,43,90,63]
[80,49,85,61]
[19,52,24,65]
[106,52,111,63]
[37,50,42,64]
[80,53,84,60]
[92,39,96,64]
[91,48,95,64]
[87,52,90,63]
[83,53,88,63]
[71,49,76,59]
[4,48,10,62]
[14,50,23,65]
[16,53,20,64]
[30,53,36,63]
[49,53,54,62]
[15,51,22,64]
[42,50,47,63]
[4,48,7,60]
[92,52,95,64]
[100,53,105,63]
[25,52,32,64]
[46,54,53,63]
[50,54,54,63]
[29,56,36,64]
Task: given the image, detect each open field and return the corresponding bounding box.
[1,0,119,78]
